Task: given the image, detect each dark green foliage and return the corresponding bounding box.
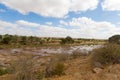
[1,34,12,44]
[20,36,27,45]
[60,36,74,44]
[0,35,2,41]
[0,68,8,76]
[60,38,66,44]
[11,35,18,43]
[92,44,120,66]
[109,35,120,44]
[28,36,34,43]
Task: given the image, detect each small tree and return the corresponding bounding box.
[65,36,74,44]
[60,36,74,44]
[1,34,12,44]
[109,35,120,44]
[60,38,66,44]
[20,36,27,45]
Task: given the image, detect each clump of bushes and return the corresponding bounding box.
[60,36,74,44]
[109,35,120,44]
[0,68,8,76]
[91,44,120,66]
[10,53,36,80]
[70,50,87,59]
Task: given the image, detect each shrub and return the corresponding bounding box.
[10,53,36,80]
[60,38,66,44]
[45,62,65,77]
[55,53,70,61]
[44,53,67,77]
[65,36,74,44]
[20,36,27,45]
[60,36,74,44]
[0,68,8,76]
[52,62,65,76]
[1,34,12,44]
[70,50,87,59]
[91,44,120,66]
[109,35,120,44]
[35,70,45,80]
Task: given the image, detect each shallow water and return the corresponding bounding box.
[0,45,102,56]
[39,45,102,54]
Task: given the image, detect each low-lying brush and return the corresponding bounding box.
[45,62,65,77]
[0,68,8,76]
[9,53,36,80]
[70,50,87,59]
[91,44,120,66]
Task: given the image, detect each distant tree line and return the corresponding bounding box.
[0,34,109,45]
[0,34,75,45]
[0,34,45,45]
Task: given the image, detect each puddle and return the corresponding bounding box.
[39,45,102,54]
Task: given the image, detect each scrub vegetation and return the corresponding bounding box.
[0,34,120,80]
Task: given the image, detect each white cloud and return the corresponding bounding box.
[59,20,68,26]
[102,0,120,11]
[0,20,35,36]
[0,0,70,18]
[0,18,120,39]
[0,0,99,18]
[69,17,120,39]
[45,22,53,25]
[16,20,40,27]
[70,0,98,12]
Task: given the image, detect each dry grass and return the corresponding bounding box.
[91,44,120,66]
[0,44,120,80]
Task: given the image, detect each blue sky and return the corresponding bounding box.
[0,0,120,39]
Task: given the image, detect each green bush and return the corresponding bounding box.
[60,36,74,44]
[91,44,120,66]
[109,35,120,44]
[1,34,12,44]
[0,68,8,76]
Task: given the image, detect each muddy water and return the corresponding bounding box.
[39,45,102,54]
[0,45,102,56]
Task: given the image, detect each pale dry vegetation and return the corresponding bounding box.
[0,34,120,80]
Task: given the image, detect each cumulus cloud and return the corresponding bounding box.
[102,0,120,11]
[0,0,99,18]
[70,0,98,12]
[0,20,80,38]
[16,20,40,27]
[0,18,120,39]
[45,22,53,25]
[0,20,35,36]
[0,0,70,18]
[59,20,68,26]
[69,17,120,38]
